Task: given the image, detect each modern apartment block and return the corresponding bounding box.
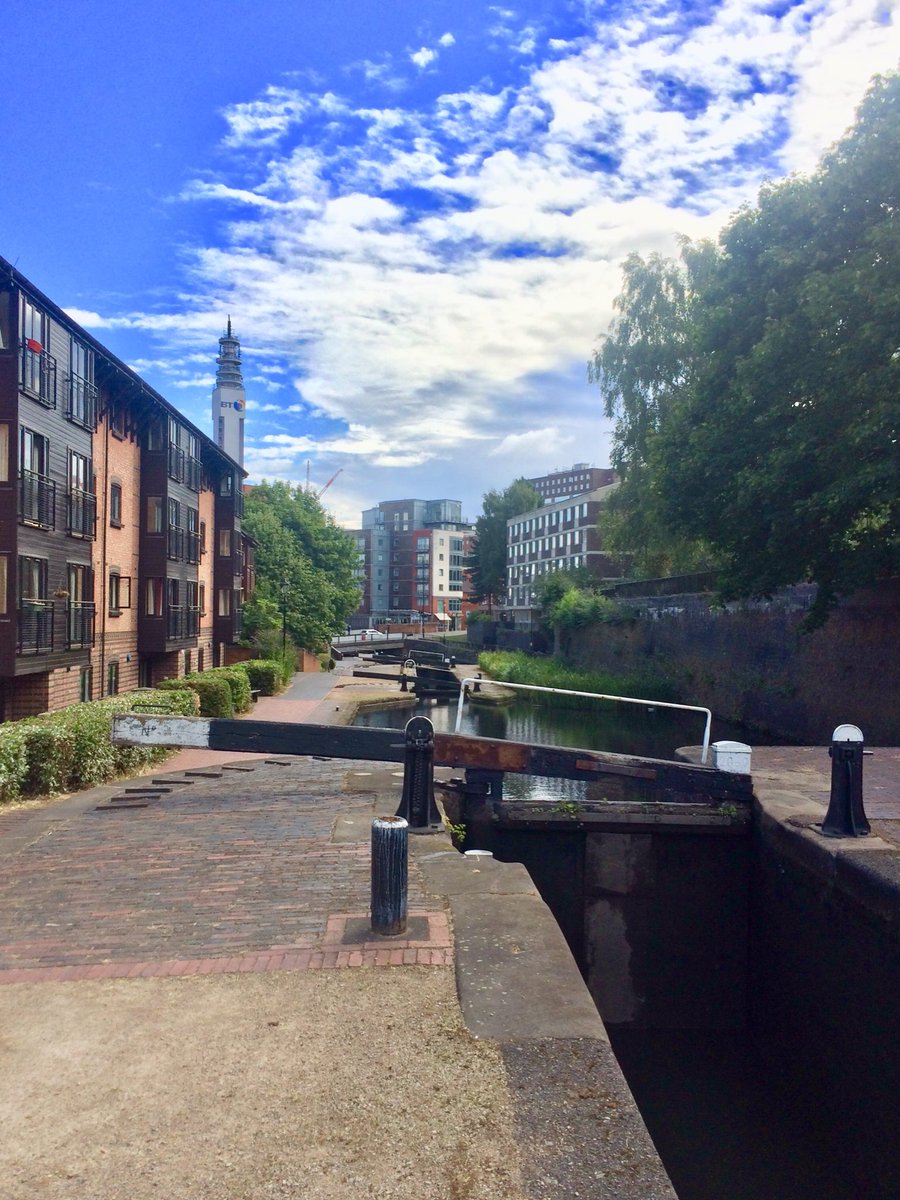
[349,498,474,629]
[527,462,617,504]
[505,484,624,626]
[0,256,253,722]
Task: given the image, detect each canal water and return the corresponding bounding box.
[354,696,854,1200]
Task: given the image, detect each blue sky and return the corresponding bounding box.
[4,0,897,526]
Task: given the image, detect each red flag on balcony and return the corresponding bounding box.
[26,338,43,353]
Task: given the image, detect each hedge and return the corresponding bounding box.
[240,659,282,696]
[158,674,234,718]
[0,688,198,805]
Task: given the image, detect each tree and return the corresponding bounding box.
[469,479,542,609]
[654,72,900,622]
[592,71,900,620]
[243,482,360,651]
[589,244,719,577]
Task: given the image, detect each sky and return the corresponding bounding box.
[3,1,897,527]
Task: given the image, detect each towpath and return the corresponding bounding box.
[0,661,673,1200]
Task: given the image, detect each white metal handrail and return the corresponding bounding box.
[455,677,713,764]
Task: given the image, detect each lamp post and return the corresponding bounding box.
[281,576,288,659]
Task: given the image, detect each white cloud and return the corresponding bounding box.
[410,46,438,69]
[89,1,896,518]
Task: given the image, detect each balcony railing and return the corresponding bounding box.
[19,342,57,407]
[67,488,97,539]
[67,375,99,430]
[185,457,202,493]
[17,600,54,654]
[167,605,187,640]
[19,471,56,529]
[67,601,95,650]
[167,525,185,561]
[167,443,185,482]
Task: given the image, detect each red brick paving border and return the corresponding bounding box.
[0,909,454,984]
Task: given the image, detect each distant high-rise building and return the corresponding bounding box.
[212,318,246,466]
[348,498,475,628]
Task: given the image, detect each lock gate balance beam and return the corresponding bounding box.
[111,714,753,807]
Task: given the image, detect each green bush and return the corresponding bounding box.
[186,675,234,718]
[206,668,252,713]
[0,688,199,805]
[0,724,30,804]
[158,673,236,717]
[239,659,282,696]
[20,721,77,796]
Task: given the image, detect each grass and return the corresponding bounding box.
[476,650,678,711]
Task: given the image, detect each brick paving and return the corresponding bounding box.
[0,757,452,984]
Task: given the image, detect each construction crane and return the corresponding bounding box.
[315,467,343,500]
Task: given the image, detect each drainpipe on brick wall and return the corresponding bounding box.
[99,413,110,698]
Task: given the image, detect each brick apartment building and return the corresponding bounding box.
[527,462,617,504]
[349,498,475,630]
[0,256,253,721]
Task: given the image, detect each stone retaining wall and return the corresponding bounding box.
[569,582,899,744]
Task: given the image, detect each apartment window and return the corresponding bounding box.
[0,424,8,482]
[67,450,96,539]
[220,473,233,496]
[108,571,131,615]
[19,556,48,601]
[110,481,123,527]
[199,582,206,615]
[109,403,125,439]
[199,520,207,555]
[106,660,119,697]
[186,508,199,563]
[68,339,97,430]
[19,296,56,406]
[146,421,164,451]
[0,554,7,614]
[146,496,164,533]
[19,428,54,528]
[145,578,164,616]
[216,588,232,616]
[79,666,92,703]
[219,527,232,556]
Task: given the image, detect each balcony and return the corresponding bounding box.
[67,488,97,539]
[167,443,185,483]
[19,342,57,407]
[67,602,95,650]
[167,525,185,561]
[67,375,99,430]
[18,600,54,654]
[166,606,188,640]
[185,457,202,493]
[19,470,56,529]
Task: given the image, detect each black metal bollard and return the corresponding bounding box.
[371,816,408,935]
[395,715,442,829]
[822,724,870,838]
